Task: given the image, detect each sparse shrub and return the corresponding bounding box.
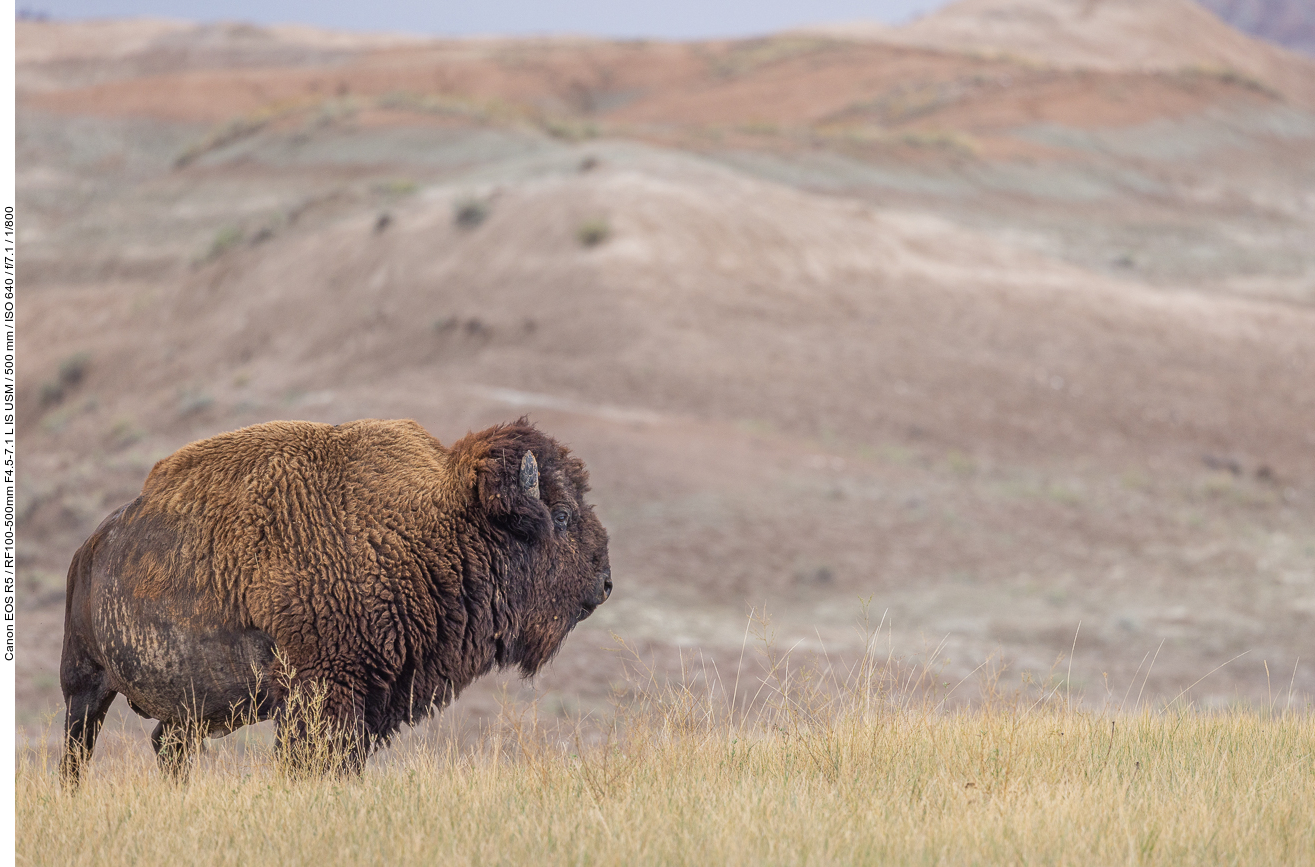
[462,317,490,338]
[374,179,419,197]
[432,316,492,339]
[453,198,490,229]
[946,450,976,476]
[1046,481,1084,505]
[373,91,511,124]
[577,217,611,247]
[205,225,245,261]
[39,406,72,433]
[177,388,214,417]
[108,416,145,449]
[39,381,64,407]
[40,352,92,406]
[540,118,599,141]
[59,352,91,387]
[1180,65,1280,99]
[433,316,494,344]
[898,128,979,156]
[794,564,834,585]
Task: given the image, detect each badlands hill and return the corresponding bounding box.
[16,1,1315,736]
[876,0,1315,99]
[1199,0,1315,56]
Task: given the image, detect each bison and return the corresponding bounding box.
[59,418,611,783]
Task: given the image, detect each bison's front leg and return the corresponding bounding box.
[151,719,205,782]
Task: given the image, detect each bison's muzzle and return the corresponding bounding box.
[579,570,612,621]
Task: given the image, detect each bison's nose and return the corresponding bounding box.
[579,571,611,620]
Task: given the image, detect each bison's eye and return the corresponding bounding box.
[552,507,570,529]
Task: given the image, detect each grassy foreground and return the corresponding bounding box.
[19,701,1315,864]
[18,617,1315,865]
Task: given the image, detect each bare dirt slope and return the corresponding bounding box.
[15,11,1315,743]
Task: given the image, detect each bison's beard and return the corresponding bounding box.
[509,616,578,678]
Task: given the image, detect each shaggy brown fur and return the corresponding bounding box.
[59,418,611,783]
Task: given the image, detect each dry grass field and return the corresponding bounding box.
[18,625,1315,866]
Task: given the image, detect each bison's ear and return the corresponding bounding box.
[477,450,549,538]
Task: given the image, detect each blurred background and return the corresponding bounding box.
[15,0,1315,740]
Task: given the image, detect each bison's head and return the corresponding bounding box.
[458,420,611,676]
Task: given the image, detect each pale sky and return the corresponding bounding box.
[18,0,953,39]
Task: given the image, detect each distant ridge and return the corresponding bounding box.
[15,17,419,66]
[15,17,423,92]
[1198,0,1315,56]
[807,0,1315,106]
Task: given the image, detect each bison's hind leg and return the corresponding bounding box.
[59,652,117,789]
[151,719,206,782]
[60,687,116,789]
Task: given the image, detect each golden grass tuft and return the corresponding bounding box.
[18,613,1315,865]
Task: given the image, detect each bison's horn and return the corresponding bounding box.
[519,451,540,499]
